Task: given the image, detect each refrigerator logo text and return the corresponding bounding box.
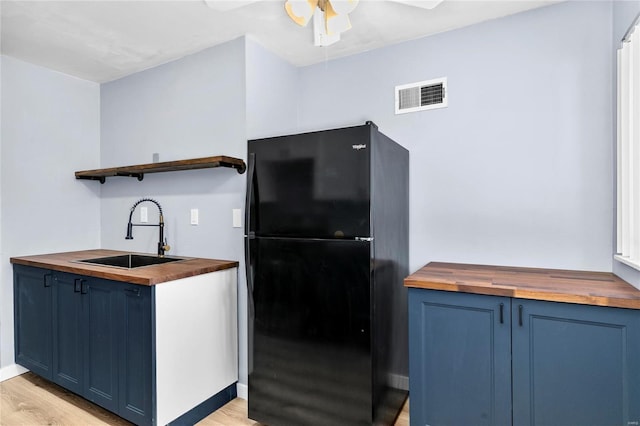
[352,144,367,150]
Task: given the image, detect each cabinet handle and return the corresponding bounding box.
[44,273,52,288]
[499,303,504,324]
[125,288,141,297]
[518,304,524,326]
[74,278,82,293]
[80,280,88,295]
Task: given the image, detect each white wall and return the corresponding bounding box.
[99,37,248,383]
[246,37,300,140]
[297,1,614,274]
[612,0,640,289]
[100,38,246,256]
[0,56,101,378]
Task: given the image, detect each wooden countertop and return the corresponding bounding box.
[10,249,238,286]
[404,262,640,310]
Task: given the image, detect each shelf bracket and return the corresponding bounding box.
[116,172,145,181]
[76,175,106,184]
[224,161,246,174]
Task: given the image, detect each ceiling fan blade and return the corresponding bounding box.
[387,0,444,10]
[203,0,260,12]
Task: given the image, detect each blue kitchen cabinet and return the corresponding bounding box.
[51,272,83,394]
[409,288,640,426]
[408,288,512,426]
[14,265,53,379]
[13,254,239,426]
[14,265,153,426]
[81,276,125,414]
[118,282,153,425]
[512,299,640,426]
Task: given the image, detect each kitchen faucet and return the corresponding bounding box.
[125,198,170,256]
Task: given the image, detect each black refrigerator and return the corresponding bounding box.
[245,122,409,426]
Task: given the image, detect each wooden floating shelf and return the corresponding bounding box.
[75,155,246,184]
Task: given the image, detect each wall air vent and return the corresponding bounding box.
[395,77,447,114]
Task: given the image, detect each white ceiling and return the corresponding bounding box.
[0,0,557,83]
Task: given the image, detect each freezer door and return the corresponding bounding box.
[247,125,371,239]
[247,237,372,425]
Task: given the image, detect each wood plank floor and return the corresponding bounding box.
[1,372,409,425]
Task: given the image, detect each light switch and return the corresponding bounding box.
[140,207,148,223]
[233,209,242,228]
[191,209,199,225]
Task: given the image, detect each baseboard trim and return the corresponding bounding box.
[236,382,248,400]
[0,364,28,382]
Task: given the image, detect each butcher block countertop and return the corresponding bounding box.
[10,249,238,286]
[405,262,640,310]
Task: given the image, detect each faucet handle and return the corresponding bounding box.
[162,239,170,253]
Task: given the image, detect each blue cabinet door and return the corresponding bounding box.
[81,277,121,413]
[408,288,512,426]
[512,299,640,426]
[52,272,83,394]
[118,284,153,426]
[13,265,53,379]
[14,265,154,424]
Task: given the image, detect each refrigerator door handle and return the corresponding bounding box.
[244,190,256,371]
[245,237,254,292]
[245,152,257,294]
[244,235,255,374]
[245,152,256,238]
[244,236,255,334]
[244,153,256,364]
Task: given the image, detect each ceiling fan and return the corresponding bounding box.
[204,0,444,47]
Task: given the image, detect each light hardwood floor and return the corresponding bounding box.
[1,372,409,425]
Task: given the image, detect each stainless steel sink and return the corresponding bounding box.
[77,254,185,269]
